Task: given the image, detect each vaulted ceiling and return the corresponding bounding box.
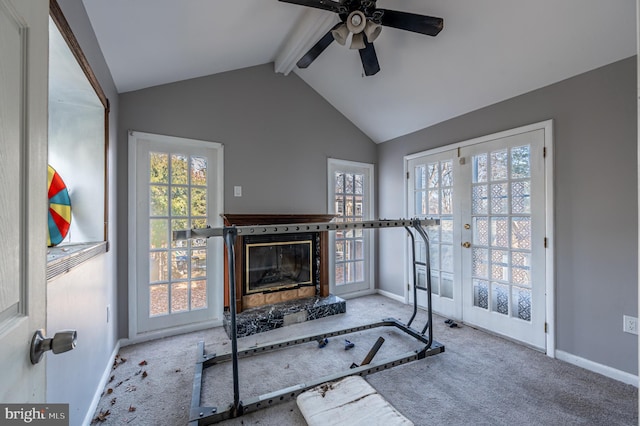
[82,0,636,143]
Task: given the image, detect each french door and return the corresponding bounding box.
[407,124,550,350]
[129,132,223,336]
[328,159,375,296]
[407,150,461,320]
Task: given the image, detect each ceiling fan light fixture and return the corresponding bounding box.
[331,23,349,45]
[350,32,365,50]
[364,20,382,42]
[346,10,366,34]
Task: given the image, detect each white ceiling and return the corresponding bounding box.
[82,0,636,143]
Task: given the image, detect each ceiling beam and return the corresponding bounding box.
[274,8,338,75]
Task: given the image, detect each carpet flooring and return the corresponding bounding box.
[90,295,638,425]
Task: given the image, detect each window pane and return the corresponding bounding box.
[492,282,509,315]
[150,251,168,282]
[335,172,344,194]
[473,217,489,246]
[490,183,508,214]
[191,156,207,185]
[191,280,207,310]
[441,160,453,186]
[150,284,168,316]
[191,249,207,278]
[171,282,188,313]
[171,250,188,279]
[171,187,188,216]
[150,185,168,216]
[512,287,531,321]
[427,162,439,188]
[150,152,168,183]
[491,217,509,248]
[354,174,363,194]
[511,145,530,179]
[171,219,188,249]
[472,185,488,214]
[441,188,453,215]
[490,149,508,181]
[415,165,426,190]
[345,174,354,194]
[512,181,531,214]
[150,219,168,249]
[191,188,207,216]
[473,280,489,309]
[473,154,488,183]
[511,217,531,249]
[171,154,188,184]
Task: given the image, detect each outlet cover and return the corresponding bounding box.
[623,315,638,335]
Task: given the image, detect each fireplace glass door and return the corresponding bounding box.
[244,234,317,295]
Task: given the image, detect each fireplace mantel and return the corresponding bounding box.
[223,213,336,312]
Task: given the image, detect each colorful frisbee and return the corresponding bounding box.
[47,165,72,246]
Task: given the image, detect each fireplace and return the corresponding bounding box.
[223,214,335,312]
[244,233,317,294]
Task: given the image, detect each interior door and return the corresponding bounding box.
[407,150,461,320]
[131,132,223,335]
[460,129,546,349]
[0,0,49,401]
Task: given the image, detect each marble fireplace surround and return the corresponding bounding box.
[222,213,346,338]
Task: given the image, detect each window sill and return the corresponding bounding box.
[47,241,108,281]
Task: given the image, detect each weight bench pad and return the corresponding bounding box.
[296,376,414,426]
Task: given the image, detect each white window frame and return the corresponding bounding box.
[327,158,375,297]
[127,131,224,343]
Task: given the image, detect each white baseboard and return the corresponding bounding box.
[82,340,121,426]
[555,350,638,387]
[336,288,377,300]
[376,289,405,304]
[123,319,223,347]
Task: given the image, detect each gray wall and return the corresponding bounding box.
[117,65,377,336]
[47,1,120,424]
[377,57,638,375]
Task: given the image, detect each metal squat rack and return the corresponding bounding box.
[173,218,445,425]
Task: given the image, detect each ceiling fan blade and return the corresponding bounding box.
[278,0,343,13]
[378,9,443,36]
[358,41,380,76]
[296,25,340,69]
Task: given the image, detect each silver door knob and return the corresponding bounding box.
[30,329,77,364]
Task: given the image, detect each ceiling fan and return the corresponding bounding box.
[278,0,443,76]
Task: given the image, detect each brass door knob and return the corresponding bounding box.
[462,242,471,248]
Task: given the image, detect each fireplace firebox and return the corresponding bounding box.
[244,233,317,294]
[223,214,335,312]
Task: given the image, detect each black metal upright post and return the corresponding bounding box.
[412,220,433,342]
[223,227,242,416]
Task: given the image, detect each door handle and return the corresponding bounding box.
[30,329,77,364]
[462,242,471,248]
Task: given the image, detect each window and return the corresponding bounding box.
[47,2,109,279]
[328,159,374,295]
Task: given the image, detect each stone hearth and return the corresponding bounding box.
[223,294,346,339]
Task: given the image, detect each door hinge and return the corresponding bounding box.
[544,237,548,248]
[406,171,410,180]
[407,283,410,290]
[543,147,547,158]
[544,322,548,333]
